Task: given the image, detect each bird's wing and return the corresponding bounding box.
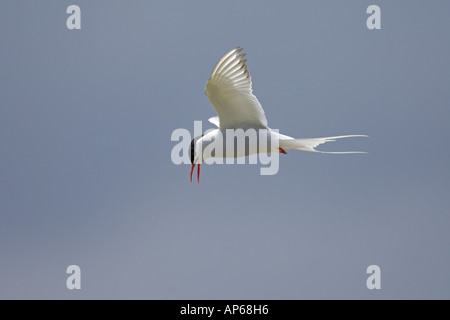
[205,47,268,130]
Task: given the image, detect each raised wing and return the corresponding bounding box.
[205,47,268,130]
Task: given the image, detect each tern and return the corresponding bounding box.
[190,47,367,183]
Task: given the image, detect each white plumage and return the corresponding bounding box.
[189,47,367,182]
[205,47,268,130]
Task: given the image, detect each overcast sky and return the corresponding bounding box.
[1,1,449,299]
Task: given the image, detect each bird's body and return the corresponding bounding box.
[189,47,367,183]
[195,127,278,160]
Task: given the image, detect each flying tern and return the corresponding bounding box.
[190,47,367,183]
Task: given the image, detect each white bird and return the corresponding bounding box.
[190,47,367,183]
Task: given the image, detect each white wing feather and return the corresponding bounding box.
[205,47,268,130]
[208,116,220,128]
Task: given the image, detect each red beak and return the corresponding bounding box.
[190,162,201,184]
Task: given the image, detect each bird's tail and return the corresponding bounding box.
[279,135,368,154]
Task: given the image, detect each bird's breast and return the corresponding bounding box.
[200,129,278,159]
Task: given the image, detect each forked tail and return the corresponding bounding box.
[279,135,368,154]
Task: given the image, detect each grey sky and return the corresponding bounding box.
[1,1,449,299]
